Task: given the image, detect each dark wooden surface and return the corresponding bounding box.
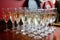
[0,27,59,40]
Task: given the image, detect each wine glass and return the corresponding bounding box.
[34,15,41,40]
[20,8,27,35]
[39,10,47,40]
[2,8,10,32]
[49,8,57,40]
[48,9,56,34]
[28,11,36,37]
[16,8,24,34]
[10,8,17,32]
[21,12,28,35]
[15,13,20,34]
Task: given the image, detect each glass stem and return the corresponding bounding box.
[23,24,25,31]
[16,23,18,30]
[12,23,15,30]
[6,23,8,29]
[17,24,20,31]
[51,23,53,27]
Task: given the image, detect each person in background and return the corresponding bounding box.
[23,0,41,10]
[42,0,53,9]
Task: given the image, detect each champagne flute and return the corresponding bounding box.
[15,13,20,34]
[49,8,57,40]
[3,8,10,32]
[15,8,24,34]
[34,12,42,40]
[20,8,28,35]
[10,8,17,32]
[21,14,28,35]
[28,12,35,37]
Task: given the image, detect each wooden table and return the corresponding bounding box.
[12,31,56,40]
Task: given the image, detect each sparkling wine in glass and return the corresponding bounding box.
[10,8,17,32]
[3,8,10,32]
[15,13,21,34]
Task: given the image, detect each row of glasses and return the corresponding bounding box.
[21,8,57,40]
[10,7,24,32]
[2,7,24,32]
[2,7,57,40]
